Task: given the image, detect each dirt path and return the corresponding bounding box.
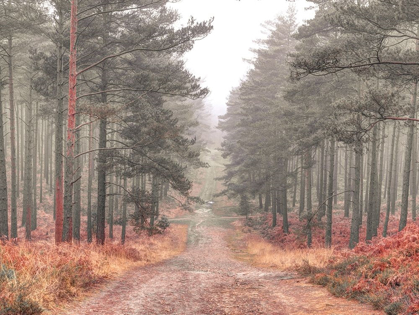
[63,154,383,314]
[62,203,382,315]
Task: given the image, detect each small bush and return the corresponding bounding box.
[156,215,170,232]
[0,293,43,315]
[384,301,404,315]
[0,264,15,282]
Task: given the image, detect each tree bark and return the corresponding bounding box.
[349,143,362,249]
[367,125,378,241]
[24,78,33,241]
[383,122,397,237]
[32,102,38,231]
[87,117,94,243]
[0,68,8,239]
[281,158,289,233]
[8,35,17,238]
[54,2,64,244]
[391,125,401,215]
[299,154,305,220]
[63,0,78,243]
[400,80,418,231]
[325,139,335,248]
[305,150,312,248]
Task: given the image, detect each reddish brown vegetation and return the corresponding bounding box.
[0,210,187,314]
[243,209,418,314]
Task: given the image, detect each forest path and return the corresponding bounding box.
[63,206,382,315]
[63,153,383,315]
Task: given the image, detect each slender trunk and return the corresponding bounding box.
[318,141,325,218]
[349,144,362,249]
[121,173,127,245]
[367,125,378,241]
[400,80,418,231]
[272,184,277,227]
[334,146,338,205]
[16,102,19,199]
[292,158,298,208]
[412,120,417,221]
[0,68,8,238]
[299,154,305,220]
[282,158,289,233]
[73,114,81,242]
[39,119,43,203]
[63,0,78,242]
[344,147,350,216]
[96,1,110,245]
[364,145,371,217]
[87,118,93,243]
[325,139,335,248]
[24,79,33,240]
[373,124,384,232]
[391,126,401,214]
[8,35,17,238]
[306,150,312,248]
[54,4,64,244]
[359,147,364,223]
[383,122,397,237]
[97,119,107,245]
[32,102,38,231]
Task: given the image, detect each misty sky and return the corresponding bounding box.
[169,0,316,117]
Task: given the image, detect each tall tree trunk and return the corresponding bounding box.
[306,150,312,248]
[334,146,338,205]
[97,118,107,245]
[299,154,305,220]
[39,119,43,203]
[16,102,20,199]
[364,145,371,217]
[325,139,335,248]
[87,117,94,243]
[367,125,378,241]
[349,143,362,249]
[359,147,364,222]
[0,68,8,238]
[318,141,325,219]
[121,172,127,245]
[391,125,401,215]
[96,1,110,245]
[24,79,33,240]
[63,0,78,243]
[32,102,38,231]
[281,158,289,233]
[8,35,17,238]
[383,122,397,237]
[54,3,64,244]
[373,125,385,236]
[344,147,350,217]
[73,114,81,242]
[412,120,417,221]
[400,80,418,231]
[292,158,298,208]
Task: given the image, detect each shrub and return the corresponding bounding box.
[0,294,43,315]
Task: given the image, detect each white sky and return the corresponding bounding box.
[169,0,316,117]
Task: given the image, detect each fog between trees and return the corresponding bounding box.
[219,0,419,249]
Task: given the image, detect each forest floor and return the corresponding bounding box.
[61,153,383,315]
[61,202,382,315]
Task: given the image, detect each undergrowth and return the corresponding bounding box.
[239,210,419,314]
[0,224,187,314]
